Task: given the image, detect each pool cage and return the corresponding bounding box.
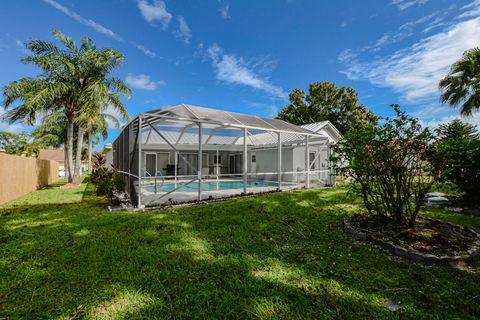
[112,104,335,208]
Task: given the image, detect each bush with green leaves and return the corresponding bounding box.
[432,119,480,204]
[91,153,125,200]
[332,105,438,227]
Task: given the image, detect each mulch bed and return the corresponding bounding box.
[349,215,478,257]
[344,215,480,267]
[59,183,82,189]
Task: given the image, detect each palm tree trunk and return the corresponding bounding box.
[87,128,93,173]
[75,126,84,178]
[66,120,75,183]
[64,145,68,179]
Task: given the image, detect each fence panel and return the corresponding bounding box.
[0,153,59,204]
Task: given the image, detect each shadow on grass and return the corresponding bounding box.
[0,186,479,319]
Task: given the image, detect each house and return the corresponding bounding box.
[111,104,341,207]
[38,149,66,177]
[38,149,89,177]
[102,143,113,168]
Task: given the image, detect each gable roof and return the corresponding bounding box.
[301,121,342,143]
[38,149,64,162]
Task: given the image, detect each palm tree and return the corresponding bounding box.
[77,104,125,173]
[3,30,131,183]
[439,47,480,116]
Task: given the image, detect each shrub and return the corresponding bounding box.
[91,153,125,200]
[332,105,439,227]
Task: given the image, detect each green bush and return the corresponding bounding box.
[332,105,439,227]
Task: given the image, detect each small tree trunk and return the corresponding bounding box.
[75,127,84,178]
[66,120,75,183]
[87,128,93,173]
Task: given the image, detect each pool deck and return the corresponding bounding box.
[138,179,304,206]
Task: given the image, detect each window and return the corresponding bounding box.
[252,154,256,163]
[309,152,316,167]
[214,155,222,165]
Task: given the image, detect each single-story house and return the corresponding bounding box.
[38,149,66,177]
[38,149,88,177]
[111,104,341,207]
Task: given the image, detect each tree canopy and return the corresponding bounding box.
[276,81,377,134]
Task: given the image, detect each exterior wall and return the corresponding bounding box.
[253,147,294,182]
[105,151,113,168]
[0,153,59,205]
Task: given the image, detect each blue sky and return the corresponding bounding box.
[1,0,479,147]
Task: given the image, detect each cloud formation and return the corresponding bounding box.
[207,44,286,99]
[42,0,122,41]
[125,73,165,91]
[137,0,172,29]
[176,16,191,45]
[392,0,429,11]
[339,2,480,102]
[219,3,231,19]
[135,44,156,57]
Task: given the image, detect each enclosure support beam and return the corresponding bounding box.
[138,115,143,209]
[198,122,202,201]
[174,150,178,187]
[243,128,248,194]
[143,118,197,174]
[278,132,282,190]
[176,123,196,144]
[328,142,335,187]
[216,149,219,183]
[306,136,310,188]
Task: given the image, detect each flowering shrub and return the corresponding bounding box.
[91,153,124,199]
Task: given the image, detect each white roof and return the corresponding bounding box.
[137,105,341,147]
[141,104,318,136]
[301,121,342,143]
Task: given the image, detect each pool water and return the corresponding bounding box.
[144,180,279,193]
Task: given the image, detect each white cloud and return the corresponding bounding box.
[135,44,156,57]
[419,112,480,130]
[42,0,122,41]
[176,16,191,45]
[137,0,172,29]
[125,73,165,91]
[219,3,231,19]
[339,6,480,102]
[207,44,286,99]
[459,0,480,19]
[392,0,429,10]
[0,107,26,133]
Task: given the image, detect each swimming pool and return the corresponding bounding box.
[144,180,279,193]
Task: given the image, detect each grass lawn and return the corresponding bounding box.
[1,180,479,319]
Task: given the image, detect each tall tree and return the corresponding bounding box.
[2,30,130,183]
[276,82,377,134]
[439,47,480,116]
[77,105,123,173]
[433,119,480,203]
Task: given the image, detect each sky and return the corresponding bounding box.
[0,0,479,147]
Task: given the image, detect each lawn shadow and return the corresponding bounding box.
[1,187,479,319]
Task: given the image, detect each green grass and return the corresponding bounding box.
[0,181,479,319]
[2,176,89,208]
